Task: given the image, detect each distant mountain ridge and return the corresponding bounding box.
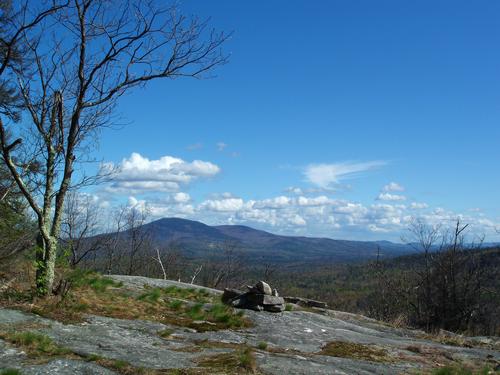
[140,218,415,263]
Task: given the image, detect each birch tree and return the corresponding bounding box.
[0,0,229,295]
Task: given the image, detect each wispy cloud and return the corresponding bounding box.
[187,142,203,151]
[304,161,387,188]
[217,142,228,152]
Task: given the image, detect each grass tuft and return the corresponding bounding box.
[0,331,71,358]
[0,369,22,375]
[197,346,257,373]
[137,288,163,303]
[257,341,268,350]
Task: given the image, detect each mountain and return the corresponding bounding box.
[138,218,414,263]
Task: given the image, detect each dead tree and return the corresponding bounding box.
[0,0,229,295]
[150,242,183,281]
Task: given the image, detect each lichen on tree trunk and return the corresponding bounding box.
[35,234,58,296]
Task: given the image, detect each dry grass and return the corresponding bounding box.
[196,346,257,374]
[0,269,250,332]
[319,341,392,363]
[0,330,72,361]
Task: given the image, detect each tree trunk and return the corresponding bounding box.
[35,235,58,296]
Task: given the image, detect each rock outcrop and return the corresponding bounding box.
[222,281,286,312]
[1,275,499,375]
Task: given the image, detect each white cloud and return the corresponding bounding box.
[285,187,304,195]
[95,154,499,241]
[200,197,245,212]
[377,192,406,201]
[106,153,220,194]
[304,161,386,188]
[173,192,191,203]
[94,188,500,242]
[410,202,429,209]
[253,196,291,209]
[382,182,405,192]
[297,196,334,206]
[217,142,228,152]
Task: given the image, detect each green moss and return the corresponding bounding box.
[319,341,391,363]
[285,304,293,311]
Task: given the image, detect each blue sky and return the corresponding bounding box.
[89,1,500,241]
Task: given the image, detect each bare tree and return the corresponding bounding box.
[401,218,488,332]
[202,240,245,289]
[0,1,229,295]
[102,205,127,275]
[402,218,441,331]
[123,204,150,275]
[60,191,103,267]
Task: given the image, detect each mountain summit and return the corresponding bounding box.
[139,218,413,263]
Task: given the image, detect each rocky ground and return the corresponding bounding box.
[0,275,499,374]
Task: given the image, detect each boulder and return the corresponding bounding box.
[255,281,273,296]
[264,304,285,313]
[224,281,285,313]
[222,288,243,304]
[247,294,285,306]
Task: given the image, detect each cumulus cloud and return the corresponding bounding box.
[304,161,386,188]
[106,153,220,194]
[173,192,191,203]
[410,202,429,210]
[100,189,499,242]
[200,197,246,212]
[377,192,406,201]
[382,182,405,192]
